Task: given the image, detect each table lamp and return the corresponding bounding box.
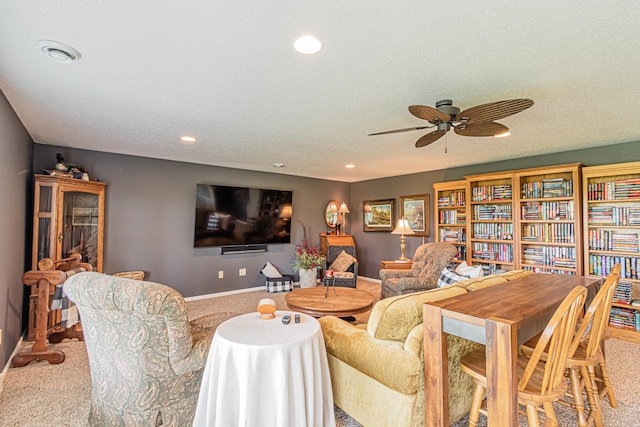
[338,202,350,235]
[391,218,415,261]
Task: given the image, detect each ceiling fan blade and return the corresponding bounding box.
[454,122,509,137]
[368,125,433,136]
[455,99,533,124]
[409,105,451,123]
[415,129,446,147]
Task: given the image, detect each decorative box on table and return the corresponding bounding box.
[261,261,293,293]
[265,275,293,293]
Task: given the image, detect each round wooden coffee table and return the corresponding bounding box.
[285,286,376,317]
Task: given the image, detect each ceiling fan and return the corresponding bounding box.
[369,98,534,148]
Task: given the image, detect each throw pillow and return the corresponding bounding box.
[260,261,282,278]
[437,266,470,287]
[455,261,484,279]
[329,250,356,272]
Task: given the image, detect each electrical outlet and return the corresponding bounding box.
[218,271,224,279]
[239,268,246,276]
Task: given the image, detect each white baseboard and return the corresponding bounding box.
[184,276,380,302]
[0,336,24,396]
[184,285,266,302]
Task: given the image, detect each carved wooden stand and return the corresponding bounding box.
[12,254,91,368]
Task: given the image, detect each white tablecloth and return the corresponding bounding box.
[193,311,335,427]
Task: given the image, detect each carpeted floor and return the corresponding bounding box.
[0,278,638,426]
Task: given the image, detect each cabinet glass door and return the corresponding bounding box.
[60,191,100,269]
[36,186,53,263]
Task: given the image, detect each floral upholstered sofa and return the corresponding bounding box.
[319,269,534,427]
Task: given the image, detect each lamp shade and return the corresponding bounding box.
[280,205,293,219]
[338,202,350,214]
[392,218,415,235]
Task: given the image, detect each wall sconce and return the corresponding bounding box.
[391,217,415,261]
[338,202,350,235]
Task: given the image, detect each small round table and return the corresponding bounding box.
[193,311,335,427]
[285,286,376,317]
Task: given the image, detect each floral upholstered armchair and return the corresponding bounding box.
[379,242,457,298]
[64,272,218,427]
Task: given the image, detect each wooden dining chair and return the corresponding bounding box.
[519,265,620,427]
[565,268,619,427]
[460,285,588,427]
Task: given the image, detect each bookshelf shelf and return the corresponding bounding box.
[433,180,467,265]
[583,161,640,342]
[470,238,513,244]
[515,164,583,277]
[465,171,516,274]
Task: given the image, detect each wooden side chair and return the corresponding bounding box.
[523,266,620,427]
[460,285,588,427]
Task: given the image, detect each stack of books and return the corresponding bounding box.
[474,204,512,220]
[520,178,573,199]
[472,185,512,201]
[542,178,573,198]
[609,307,639,331]
[612,281,633,304]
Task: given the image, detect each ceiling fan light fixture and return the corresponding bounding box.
[293,35,323,54]
[495,131,511,138]
[39,40,81,63]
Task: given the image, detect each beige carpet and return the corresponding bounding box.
[0,279,638,426]
[0,279,381,427]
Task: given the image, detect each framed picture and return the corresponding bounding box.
[363,199,396,232]
[400,194,430,236]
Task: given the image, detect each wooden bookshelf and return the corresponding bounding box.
[514,163,583,276]
[465,171,516,275]
[582,161,640,342]
[433,180,467,264]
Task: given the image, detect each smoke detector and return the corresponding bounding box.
[39,40,81,63]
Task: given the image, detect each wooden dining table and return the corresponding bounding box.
[422,273,602,426]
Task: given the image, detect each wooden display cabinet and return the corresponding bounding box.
[319,233,355,256]
[28,174,107,339]
[433,180,467,264]
[465,170,516,275]
[582,161,640,343]
[514,163,583,275]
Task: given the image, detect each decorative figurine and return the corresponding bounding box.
[257,298,277,320]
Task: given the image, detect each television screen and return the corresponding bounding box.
[194,184,293,248]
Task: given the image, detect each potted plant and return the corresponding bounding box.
[292,223,326,288]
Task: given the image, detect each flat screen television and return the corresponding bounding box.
[194,184,293,248]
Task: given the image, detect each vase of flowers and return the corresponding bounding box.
[292,222,326,288]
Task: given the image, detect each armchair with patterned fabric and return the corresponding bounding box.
[379,242,457,298]
[64,272,218,427]
[322,245,358,288]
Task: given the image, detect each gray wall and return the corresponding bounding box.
[0,91,33,368]
[351,140,640,277]
[34,145,351,298]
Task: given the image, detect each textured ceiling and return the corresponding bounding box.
[1,2,640,182]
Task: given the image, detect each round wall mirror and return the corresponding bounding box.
[325,200,339,228]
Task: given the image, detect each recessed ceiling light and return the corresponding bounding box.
[273,162,285,168]
[181,136,196,142]
[495,132,511,138]
[294,35,323,55]
[39,40,81,63]
[346,164,355,168]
